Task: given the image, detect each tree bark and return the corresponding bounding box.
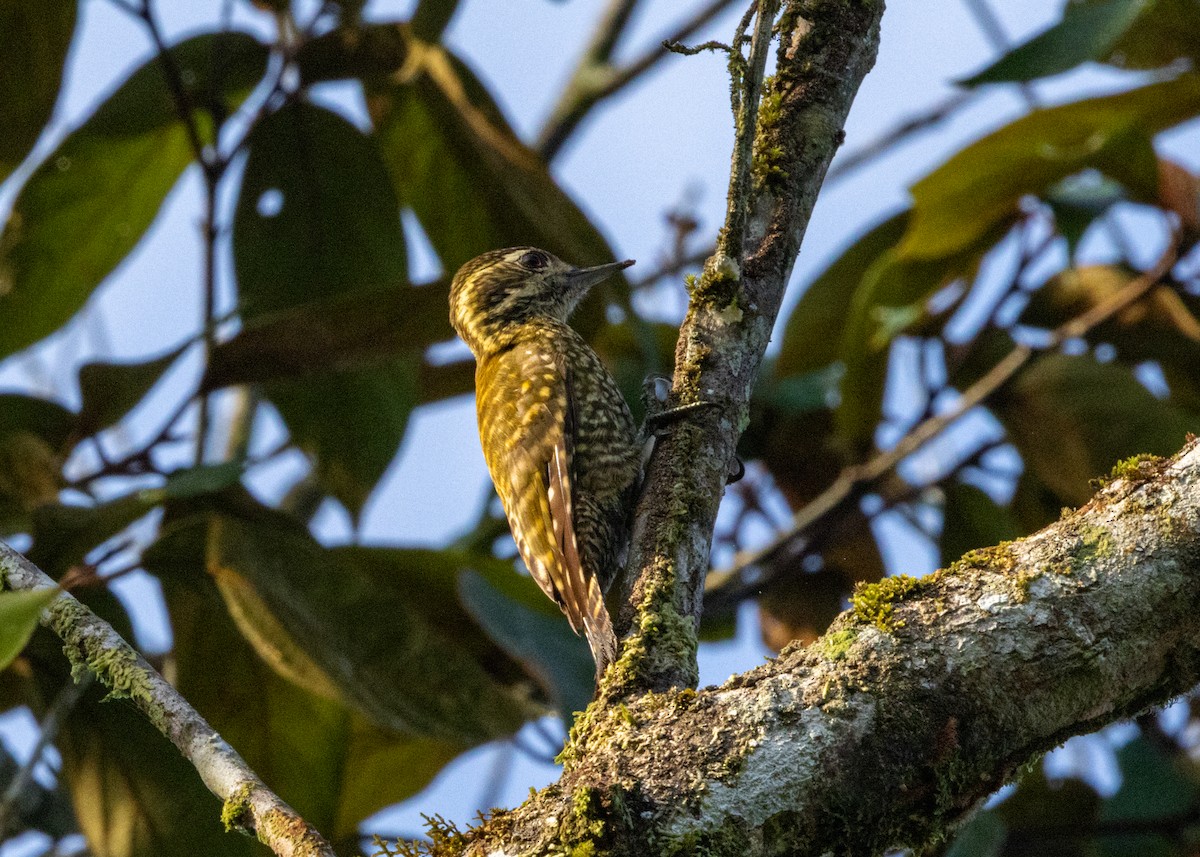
[455,438,1200,855]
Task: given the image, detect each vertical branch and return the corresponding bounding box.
[604,0,885,701]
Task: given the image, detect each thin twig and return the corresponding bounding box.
[537,0,741,160]
[707,241,1179,601]
[0,541,337,857]
[0,672,93,839]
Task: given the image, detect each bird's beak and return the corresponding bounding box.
[564,258,635,291]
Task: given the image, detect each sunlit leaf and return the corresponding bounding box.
[0,0,76,183]
[0,587,58,670]
[0,32,268,361]
[76,345,186,437]
[993,353,1199,504]
[900,74,1200,261]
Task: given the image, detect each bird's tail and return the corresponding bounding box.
[582,575,618,683]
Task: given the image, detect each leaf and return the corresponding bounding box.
[0,0,76,183]
[0,587,58,670]
[961,0,1147,86]
[202,283,451,390]
[0,32,269,361]
[940,481,1022,568]
[1096,734,1200,857]
[776,211,910,378]
[233,99,406,316]
[0,395,76,529]
[163,573,460,847]
[76,345,186,437]
[148,509,535,743]
[0,739,77,838]
[265,356,419,517]
[1044,171,1127,253]
[900,74,1200,261]
[993,353,1200,505]
[233,99,413,516]
[458,570,594,722]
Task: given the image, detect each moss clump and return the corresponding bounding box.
[1073,524,1114,565]
[1093,453,1163,488]
[221,783,254,833]
[850,575,923,632]
[954,543,1017,575]
[372,815,467,857]
[557,787,610,857]
[813,627,859,661]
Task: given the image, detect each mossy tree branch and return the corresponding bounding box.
[436,437,1200,856]
[0,543,337,857]
[613,0,886,695]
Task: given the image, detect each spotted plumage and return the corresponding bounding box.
[450,248,640,679]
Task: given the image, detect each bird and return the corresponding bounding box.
[449,247,642,680]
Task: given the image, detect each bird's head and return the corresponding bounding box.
[449,247,633,355]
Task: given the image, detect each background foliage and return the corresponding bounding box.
[1,0,1200,855]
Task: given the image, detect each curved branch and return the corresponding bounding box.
[448,438,1200,855]
[0,543,336,857]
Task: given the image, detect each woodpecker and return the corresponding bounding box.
[450,247,641,679]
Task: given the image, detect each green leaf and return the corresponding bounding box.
[0,32,268,361]
[940,481,1022,568]
[163,573,460,847]
[1044,172,1127,253]
[776,212,911,378]
[961,0,1146,86]
[0,0,76,183]
[266,356,419,517]
[459,570,593,722]
[233,99,406,315]
[0,587,58,670]
[993,353,1200,505]
[0,395,76,530]
[202,283,451,390]
[900,74,1200,261]
[233,99,412,516]
[149,510,535,743]
[1097,734,1200,857]
[76,345,186,437]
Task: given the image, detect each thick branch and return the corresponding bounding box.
[0,543,336,857]
[456,437,1200,855]
[614,0,886,694]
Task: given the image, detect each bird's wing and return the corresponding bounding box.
[495,352,615,672]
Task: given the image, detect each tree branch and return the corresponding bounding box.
[0,543,336,857]
[612,0,886,695]
[425,437,1200,854]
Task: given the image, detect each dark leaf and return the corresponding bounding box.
[0,0,76,182]
[940,481,1022,568]
[76,345,186,437]
[961,0,1146,86]
[993,353,1199,505]
[0,32,268,361]
[900,75,1199,261]
[458,570,593,722]
[1096,734,1200,857]
[0,395,76,530]
[776,211,910,378]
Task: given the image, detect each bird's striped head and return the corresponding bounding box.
[449,247,633,355]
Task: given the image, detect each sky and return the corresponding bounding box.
[4,0,1196,851]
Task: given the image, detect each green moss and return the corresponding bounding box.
[1094,453,1163,488]
[221,783,254,833]
[1073,524,1114,565]
[953,543,1017,575]
[850,575,923,632]
[813,627,859,661]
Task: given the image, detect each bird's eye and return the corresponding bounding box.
[519,250,549,270]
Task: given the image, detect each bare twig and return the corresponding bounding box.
[706,240,1180,601]
[537,0,741,160]
[0,541,336,857]
[0,672,93,839]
